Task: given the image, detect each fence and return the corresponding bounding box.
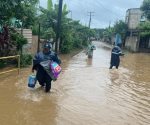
[0,55,20,75]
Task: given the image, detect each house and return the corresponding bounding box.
[125,8,143,30]
[125,8,150,52]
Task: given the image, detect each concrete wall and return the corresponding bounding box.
[125,8,143,52]
[111,36,115,45]
[16,29,33,54]
[125,36,139,52]
[32,35,38,55]
[31,37,48,55]
[125,8,143,30]
[16,29,32,43]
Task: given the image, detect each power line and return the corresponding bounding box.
[97,1,125,18]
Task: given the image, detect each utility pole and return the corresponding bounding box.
[37,0,41,53]
[69,10,72,19]
[88,12,94,29]
[37,23,40,52]
[55,0,63,53]
[109,21,111,29]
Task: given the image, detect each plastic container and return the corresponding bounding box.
[28,74,37,88]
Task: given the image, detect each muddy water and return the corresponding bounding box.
[0,41,150,125]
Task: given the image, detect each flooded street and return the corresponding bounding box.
[0,41,150,125]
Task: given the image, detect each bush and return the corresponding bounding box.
[61,31,73,53]
[20,54,32,67]
[0,60,6,69]
[11,32,28,54]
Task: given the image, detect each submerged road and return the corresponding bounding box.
[0,41,150,125]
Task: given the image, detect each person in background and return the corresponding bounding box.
[109,44,124,69]
[32,42,61,93]
[86,41,96,58]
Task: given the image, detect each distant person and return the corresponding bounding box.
[109,44,124,69]
[115,33,122,48]
[32,42,61,92]
[86,41,96,58]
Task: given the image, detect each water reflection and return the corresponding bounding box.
[86,58,93,66]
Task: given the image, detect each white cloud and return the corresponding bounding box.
[40,0,143,28]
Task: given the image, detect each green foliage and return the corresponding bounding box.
[63,4,68,14]
[47,0,53,12]
[43,28,56,39]
[138,21,150,30]
[113,20,127,34]
[36,6,57,39]
[113,20,127,42]
[102,20,127,43]
[138,21,150,37]
[0,26,18,57]
[0,0,36,68]
[60,32,73,53]
[73,35,83,48]
[0,60,6,69]
[20,54,32,67]
[103,27,114,37]
[11,32,27,53]
[102,27,114,43]
[141,0,150,20]
[35,2,94,53]
[93,28,105,39]
[0,0,39,28]
[0,0,98,56]
[59,19,90,53]
[32,23,39,35]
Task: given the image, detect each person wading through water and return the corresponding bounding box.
[32,42,61,92]
[109,44,124,69]
[86,41,96,58]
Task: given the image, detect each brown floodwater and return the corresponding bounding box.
[0,41,150,125]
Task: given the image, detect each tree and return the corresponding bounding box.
[138,21,150,37]
[32,1,95,53]
[141,0,150,20]
[0,0,39,57]
[139,0,150,40]
[113,20,127,44]
[99,20,127,44]
[113,20,127,34]
[0,0,39,27]
[103,27,114,43]
[47,0,53,12]
[93,28,105,40]
[11,32,27,54]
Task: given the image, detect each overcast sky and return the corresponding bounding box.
[40,0,143,28]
